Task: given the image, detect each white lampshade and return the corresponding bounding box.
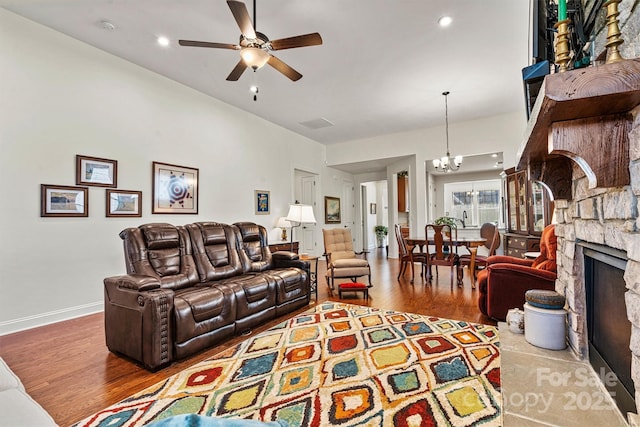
[276,217,291,229]
[454,155,463,166]
[240,47,269,70]
[286,204,316,224]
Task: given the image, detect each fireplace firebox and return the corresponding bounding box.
[583,242,636,415]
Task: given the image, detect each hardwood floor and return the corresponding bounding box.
[0,248,495,426]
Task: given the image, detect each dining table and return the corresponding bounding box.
[405,235,486,285]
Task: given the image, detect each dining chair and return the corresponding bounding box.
[457,222,500,287]
[394,224,427,281]
[425,224,460,286]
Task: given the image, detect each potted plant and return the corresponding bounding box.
[434,216,457,229]
[374,225,388,248]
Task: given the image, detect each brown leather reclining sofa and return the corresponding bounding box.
[104,221,310,370]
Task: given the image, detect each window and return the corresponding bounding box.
[444,179,503,228]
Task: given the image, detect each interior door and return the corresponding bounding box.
[342,180,356,247]
[300,175,317,255]
[361,184,369,250]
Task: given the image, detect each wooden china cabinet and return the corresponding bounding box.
[503,167,552,258]
[268,241,299,254]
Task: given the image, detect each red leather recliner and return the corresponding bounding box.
[476,224,557,321]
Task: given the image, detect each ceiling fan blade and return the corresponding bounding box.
[227,0,257,40]
[179,40,239,50]
[226,59,248,81]
[267,55,302,81]
[269,33,323,50]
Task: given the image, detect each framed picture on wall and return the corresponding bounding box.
[106,189,142,217]
[41,184,88,217]
[76,155,117,187]
[370,203,377,214]
[324,196,341,223]
[255,190,270,215]
[152,161,199,214]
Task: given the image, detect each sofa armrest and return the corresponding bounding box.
[104,279,175,370]
[487,263,557,281]
[484,263,557,320]
[104,274,161,291]
[273,252,310,272]
[486,255,534,267]
[272,251,299,261]
[0,358,57,426]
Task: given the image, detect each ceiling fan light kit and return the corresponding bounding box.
[240,47,269,70]
[433,91,462,173]
[178,0,322,82]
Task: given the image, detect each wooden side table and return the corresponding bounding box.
[269,241,298,253]
[299,254,318,301]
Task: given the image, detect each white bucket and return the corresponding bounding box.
[524,303,567,350]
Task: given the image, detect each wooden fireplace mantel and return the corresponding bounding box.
[516,58,640,200]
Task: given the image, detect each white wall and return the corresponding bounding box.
[0,9,330,333]
[325,112,526,171]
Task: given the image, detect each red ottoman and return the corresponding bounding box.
[338,282,369,299]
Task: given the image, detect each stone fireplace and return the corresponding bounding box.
[516,52,640,419]
[554,110,640,413]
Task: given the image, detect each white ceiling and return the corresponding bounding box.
[2,0,530,172]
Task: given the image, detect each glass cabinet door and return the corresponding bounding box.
[517,172,529,234]
[531,182,546,233]
[507,175,517,233]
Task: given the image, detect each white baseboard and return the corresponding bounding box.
[0,302,103,336]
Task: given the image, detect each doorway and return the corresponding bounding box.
[294,170,318,255]
[360,180,388,252]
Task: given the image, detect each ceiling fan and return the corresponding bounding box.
[178,0,323,82]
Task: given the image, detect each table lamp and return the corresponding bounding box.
[285,204,316,252]
[276,217,291,241]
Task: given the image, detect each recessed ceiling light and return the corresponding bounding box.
[491,153,498,158]
[438,16,453,27]
[157,36,170,47]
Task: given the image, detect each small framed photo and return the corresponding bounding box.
[106,189,142,217]
[41,184,88,217]
[255,190,270,215]
[370,203,377,214]
[76,155,117,187]
[324,196,341,223]
[152,162,199,214]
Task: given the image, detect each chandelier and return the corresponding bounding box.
[432,91,462,173]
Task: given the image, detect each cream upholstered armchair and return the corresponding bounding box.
[322,228,371,291]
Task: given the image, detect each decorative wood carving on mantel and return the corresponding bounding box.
[517,58,640,200]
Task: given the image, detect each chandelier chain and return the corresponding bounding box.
[432,90,461,173]
[444,91,450,157]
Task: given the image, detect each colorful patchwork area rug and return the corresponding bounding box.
[75,302,501,426]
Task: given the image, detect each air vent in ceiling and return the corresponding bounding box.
[300,117,334,130]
